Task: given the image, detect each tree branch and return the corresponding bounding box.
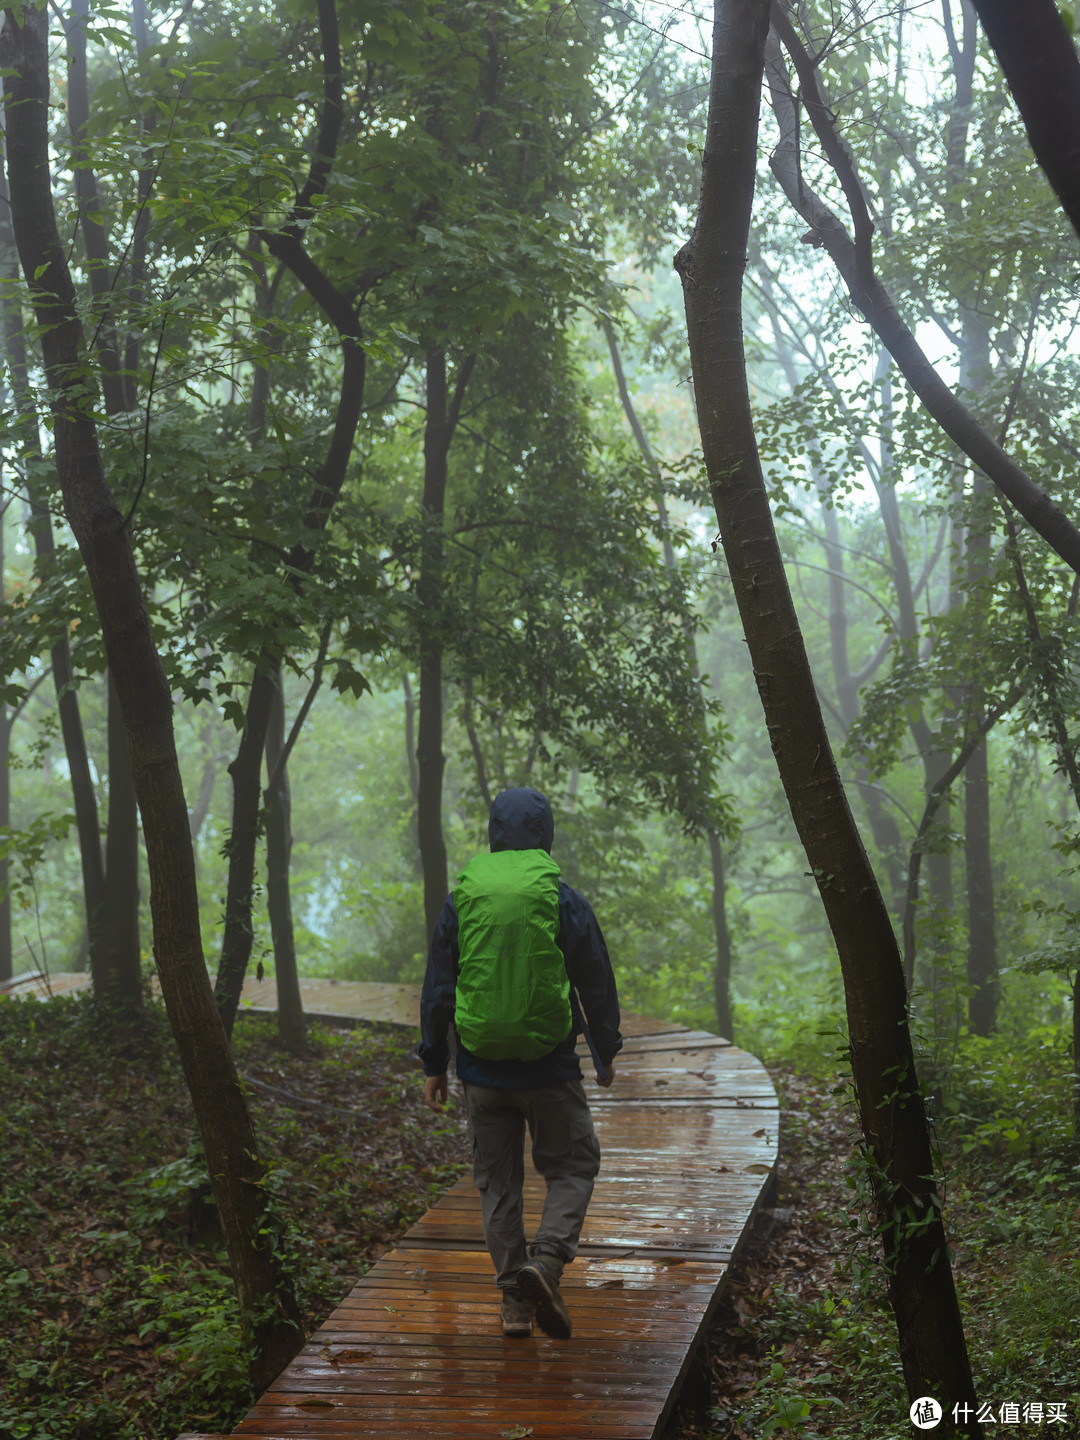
[764,10,1080,577]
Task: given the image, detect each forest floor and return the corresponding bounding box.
[2,997,1078,1439]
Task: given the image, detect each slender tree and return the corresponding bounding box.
[602,315,734,1039]
[675,0,981,1426]
[0,1,304,1389]
[213,0,368,1036]
[416,347,475,939]
[0,138,107,986]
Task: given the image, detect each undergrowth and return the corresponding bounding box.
[5,982,1080,1439]
[675,1019,1080,1440]
[0,994,467,1440]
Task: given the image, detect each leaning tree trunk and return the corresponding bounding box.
[674,1,981,1429]
[1,3,304,1391]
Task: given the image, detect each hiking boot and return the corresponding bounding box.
[516,1254,572,1339]
[500,1287,534,1337]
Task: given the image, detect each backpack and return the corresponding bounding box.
[453,848,571,1061]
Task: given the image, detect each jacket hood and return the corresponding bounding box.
[488,787,555,854]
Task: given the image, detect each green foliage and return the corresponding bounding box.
[0,813,74,911]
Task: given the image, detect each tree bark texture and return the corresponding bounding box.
[969,0,1080,247]
[1,3,304,1389]
[675,2,980,1427]
[265,668,306,1049]
[765,3,1080,579]
[103,669,143,1014]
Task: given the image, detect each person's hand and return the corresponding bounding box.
[596,1062,616,1088]
[424,1073,449,1112]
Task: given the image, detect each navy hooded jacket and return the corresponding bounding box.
[416,787,622,1087]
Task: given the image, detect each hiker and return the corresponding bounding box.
[417,786,622,1341]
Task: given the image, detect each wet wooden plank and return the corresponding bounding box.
[208,984,777,1440]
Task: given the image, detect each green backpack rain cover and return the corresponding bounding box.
[454,849,571,1061]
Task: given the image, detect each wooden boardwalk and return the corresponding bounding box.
[11,973,778,1439]
[228,988,778,1440]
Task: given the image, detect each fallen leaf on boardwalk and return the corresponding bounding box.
[499,1427,534,1439]
[318,1344,340,1368]
[334,1349,372,1363]
[296,1397,336,1408]
[383,1304,399,1313]
[410,1265,429,1280]
[599,1279,624,1288]
[653,1256,686,1266]
[743,1163,772,1175]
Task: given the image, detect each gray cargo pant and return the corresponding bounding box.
[463,1077,602,1291]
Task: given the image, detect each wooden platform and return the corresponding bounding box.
[13,973,778,1438]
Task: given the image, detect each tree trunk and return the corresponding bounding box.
[603,313,735,1037]
[1,1,303,1390]
[964,733,996,1033]
[968,0,1080,246]
[214,0,364,1035]
[945,11,997,1036]
[416,348,476,941]
[417,350,451,942]
[68,0,144,1012]
[707,830,733,1040]
[216,665,278,1036]
[265,666,306,1049]
[403,672,420,803]
[676,3,980,1427]
[0,137,106,978]
[101,670,143,1015]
